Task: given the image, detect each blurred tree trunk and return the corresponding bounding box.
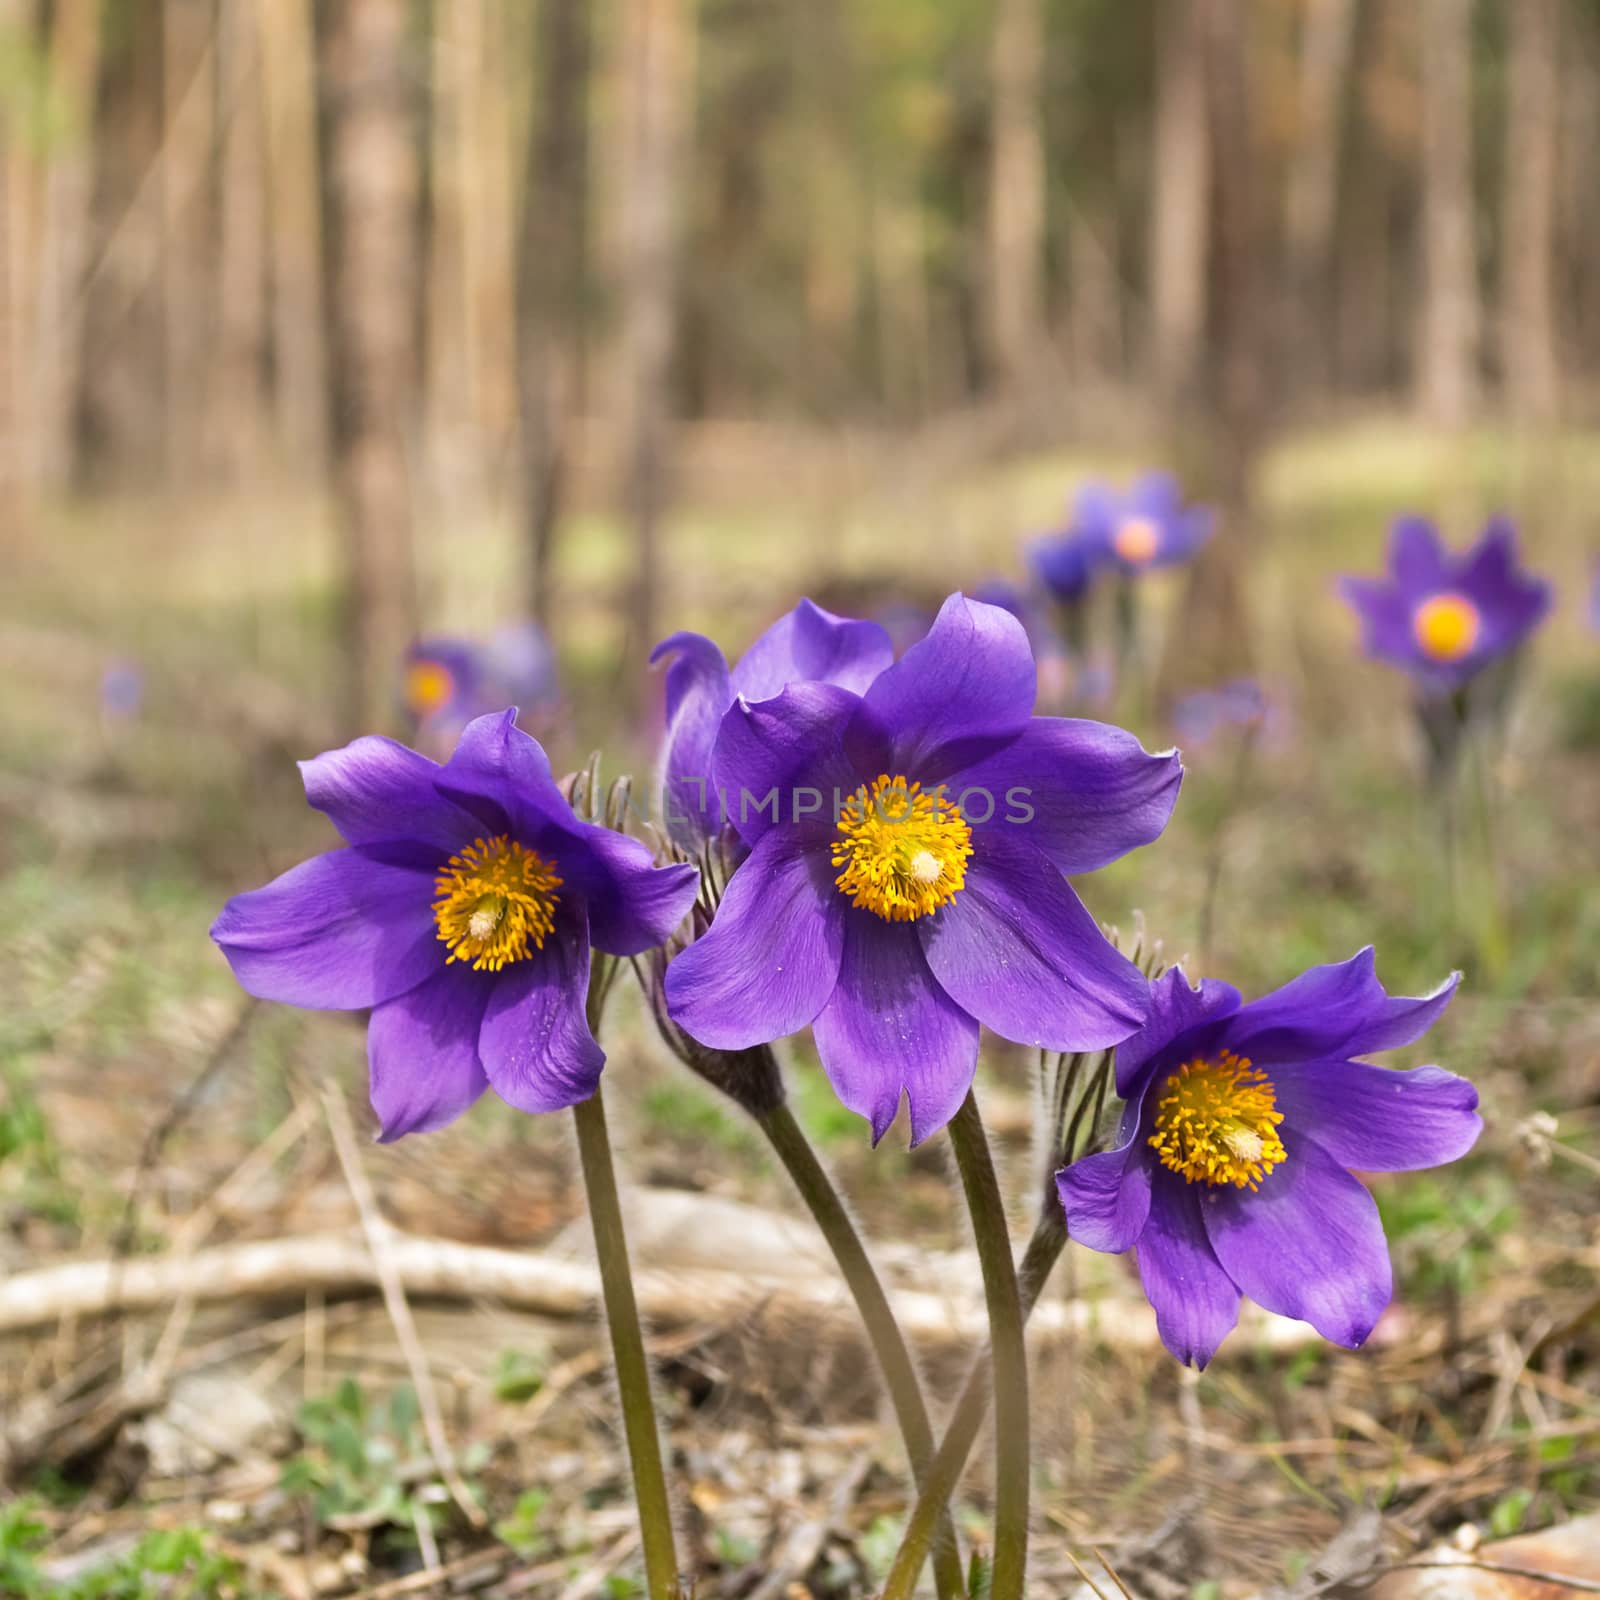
[162,0,215,483]
[427,1,471,488]
[617,0,691,689]
[1160,0,1263,697]
[797,0,860,405]
[1501,0,1559,423]
[323,0,421,733]
[1149,0,1209,410]
[1066,207,1122,391]
[1559,8,1600,382]
[35,0,101,490]
[0,0,28,523]
[985,0,1046,393]
[1286,0,1356,394]
[427,0,515,499]
[1417,0,1478,428]
[213,0,267,480]
[517,0,591,630]
[260,0,327,473]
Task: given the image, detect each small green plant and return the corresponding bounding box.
[491,1347,546,1405]
[0,1506,255,1600]
[0,1501,48,1597]
[711,1527,758,1567]
[281,1377,473,1539]
[858,1514,907,1585]
[494,1490,552,1559]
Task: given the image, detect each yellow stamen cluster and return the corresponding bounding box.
[832,774,973,923]
[405,659,455,717]
[1112,516,1161,566]
[432,835,562,971]
[1148,1051,1287,1190]
[1412,591,1481,663]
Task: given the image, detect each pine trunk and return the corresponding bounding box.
[986,0,1047,393]
[1502,0,1559,422]
[616,0,691,688]
[517,0,592,629]
[1418,0,1479,428]
[323,0,422,733]
[1150,0,1209,409]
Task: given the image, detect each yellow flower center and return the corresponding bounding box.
[832,774,973,922]
[1412,592,1481,663]
[432,835,562,971]
[1112,516,1161,566]
[405,659,456,717]
[1148,1051,1287,1190]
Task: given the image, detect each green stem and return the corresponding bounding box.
[572,1086,682,1600]
[758,1103,966,1600]
[888,1092,1030,1600]
[884,1213,1068,1600]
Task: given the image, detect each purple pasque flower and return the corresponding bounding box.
[1071,472,1214,577]
[402,637,483,729]
[212,711,698,1140]
[1339,516,1552,694]
[403,624,561,739]
[651,599,895,851]
[1027,529,1098,604]
[1057,953,1479,1368]
[663,593,1182,1144]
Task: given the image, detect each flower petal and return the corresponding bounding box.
[946,717,1181,875]
[570,833,698,957]
[211,850,440,1009]
[1114,967,1242,1095]
[301,736,472,859]
[1338,575,1417,669]
[1390,515,1448,590]
[730,599,894,700]
[434,709,560,840]
[664,828,844,1049]
[1200,1131,1392,1349]
[710,681,866,847]
[1056,1086,1154,1254]
[1223,949,1458,1066]
[650,631,732,847]
[368,962,491,1140]
[476,909,605,1113]
[1135,1171,1241,1369]
[437,709,698,952]
[1270,1060,1481,1171]
[858,593,1036,781]
[918,830,1148,1053]
[811,917,980,1145]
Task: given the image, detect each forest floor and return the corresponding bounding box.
[2,417,1599,1597]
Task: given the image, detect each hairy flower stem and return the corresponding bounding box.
[884,1209,1068,1600]
[887,1092,1031,1600]
[758,1103,966,1600]
[573,963,681,1600]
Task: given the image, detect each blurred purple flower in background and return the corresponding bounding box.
[1339,516,1551,694]
[1589,560,1600,632]
[1171,678,1287,753]
[1057,954,1478,1367]
[664,594,1180,1143]
[1026,528,1097,605]
[1066,472,1214,577]
[212,711,697,1139]
[403,623,561,742]
[100,660,145,721]
[652,599,895,851]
